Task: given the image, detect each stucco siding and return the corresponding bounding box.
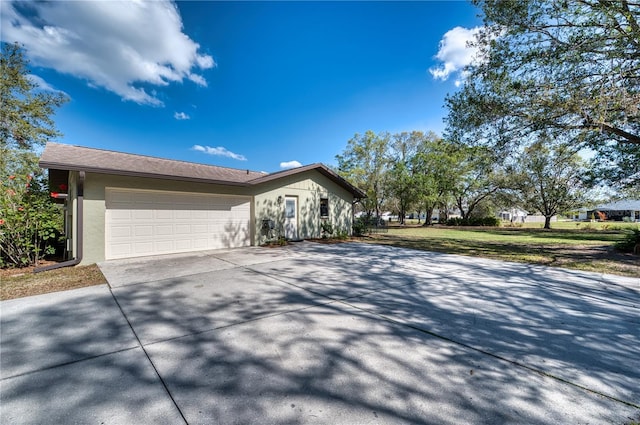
[253,171,353,245]
[71,170,354,264]
[80,173,255,265]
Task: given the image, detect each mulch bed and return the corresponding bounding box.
[0,259,61,278]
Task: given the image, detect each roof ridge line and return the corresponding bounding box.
[47,142,266,175]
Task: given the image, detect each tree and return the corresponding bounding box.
[445,0,640,189]
[336,131,390,218]
[1,42,68,150]
[386,132,422,224]
[510,140,587,229]
[1,43,68,267]
[449,144,505,221]
[411,134,459,225]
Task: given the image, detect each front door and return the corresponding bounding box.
[284,196,298,240]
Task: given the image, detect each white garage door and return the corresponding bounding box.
[106,188,251,260]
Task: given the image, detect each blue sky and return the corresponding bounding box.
[1,1,483,172]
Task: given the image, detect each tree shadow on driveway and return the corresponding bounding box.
[1,243,638,424]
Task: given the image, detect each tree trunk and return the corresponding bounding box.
[423,207,434,226]
[544,215,552,229]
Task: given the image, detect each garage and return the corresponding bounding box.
[39,143,365,264]
[105,188,251,260]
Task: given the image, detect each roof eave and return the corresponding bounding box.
[39,161,252,187]
[248,163,366,198]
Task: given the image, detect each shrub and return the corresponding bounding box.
[473,216,501,227]
[321,221,334,238]
[1,168,63,268]
[445,216,501,227]
[615,226,640,254]
[352,216,368,236]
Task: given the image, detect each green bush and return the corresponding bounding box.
[445,217,464,226]
[321,221,334,238]
[1,155,63,268]
[352,216,368,236]
[445,216,501,227]
[475,216,501,226]
[615,226,640,253]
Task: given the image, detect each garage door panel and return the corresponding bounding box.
[155,210,174,219]
[110,210,132,220]
[134,226,153,237]
[155,225,173,236]
[192,224,207,233]
[133,210,154,220]
[106,189,251,260]
[193,239,208,249]
[111,226,132,238]
[110,244,132,257]
[149,239,174,255]
[175,240,193,250]
[175,224,192,235]
[189,210,206,219]
[174,210,191,219]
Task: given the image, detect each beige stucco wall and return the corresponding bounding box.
[253,171,354,245]
[72,170,354,265]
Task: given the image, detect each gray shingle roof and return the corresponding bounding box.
[40,142,365,197]
[595,200,640,211]
[40,143,267,186]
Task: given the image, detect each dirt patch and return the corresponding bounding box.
[363,234,640,278]
[1,263,107,301]
[0,259,61,278]
[534,244,640,276]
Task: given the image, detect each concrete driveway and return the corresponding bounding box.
[1,242,638,424]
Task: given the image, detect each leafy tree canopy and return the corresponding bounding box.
[508,140,588,229]
[1,42,68,267]
[1,42,68,151]
[335,130,391,217]
[445,0,640,190]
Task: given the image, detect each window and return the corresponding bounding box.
[285,199,296,219]
[320,197,329,218]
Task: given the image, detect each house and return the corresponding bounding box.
[39,143,365,266]
[498,208,528,223]
[578,200,640,222]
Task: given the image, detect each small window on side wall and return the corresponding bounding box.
[320,197,329,218]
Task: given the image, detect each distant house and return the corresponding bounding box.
[498,208,528,223]
[578,200,640,222]
[39,143,365,265]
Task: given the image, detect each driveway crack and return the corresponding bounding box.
[107,286,189,425]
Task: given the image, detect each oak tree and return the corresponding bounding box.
[445,0,640,189]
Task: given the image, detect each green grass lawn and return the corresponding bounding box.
[361,224,639,277]
[386,226,625,244]
[400,218,638,231]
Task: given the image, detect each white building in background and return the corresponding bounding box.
[578,200,640,222]
[499,208,528,223]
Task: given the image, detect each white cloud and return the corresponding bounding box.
[192,145,247,161]
[174,112,190,120]
[429,26,482,86]
[1,1,214,106]
[27,74,65,94]
[280,160,302,169]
